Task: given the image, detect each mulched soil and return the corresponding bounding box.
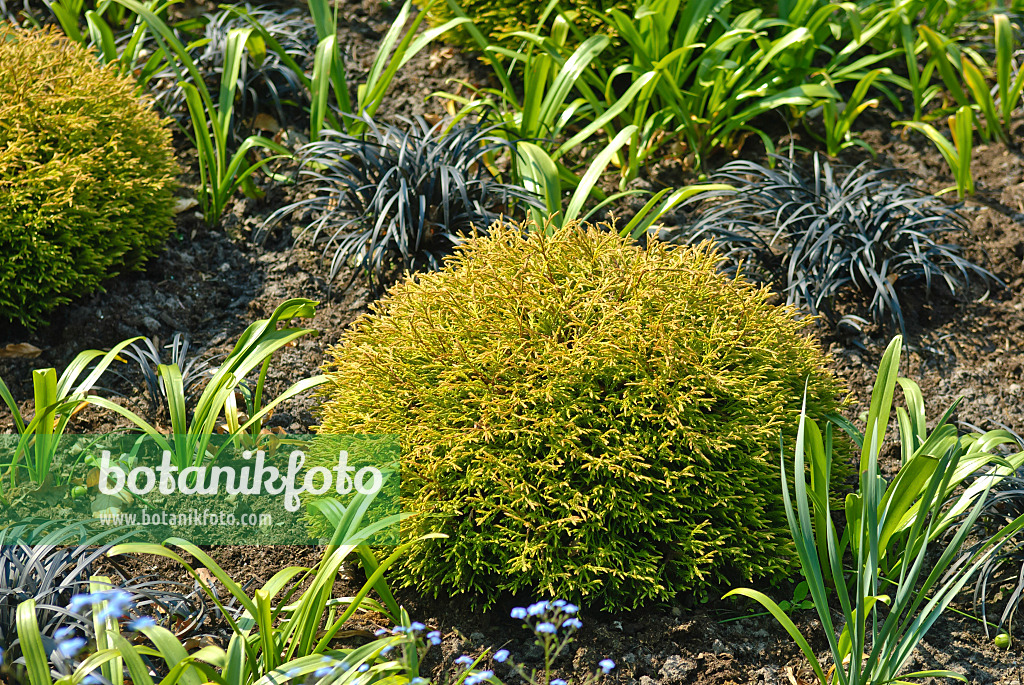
[4,1,1024,683]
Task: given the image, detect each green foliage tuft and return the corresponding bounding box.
[314,222,848,611]
[0,24,178,329]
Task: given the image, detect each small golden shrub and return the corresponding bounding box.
[0,24,178,328]
[314,222,847,610]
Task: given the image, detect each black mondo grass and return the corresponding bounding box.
[1,0,45,27]
[666,154,1001,335]
[149,4,317,144]
[258,115,542,284]
[118,333,214,417]
[0,0,26,25]
[0,520,208,676]
[961,425,1024,640]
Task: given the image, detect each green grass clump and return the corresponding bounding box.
[0,24,178,329]
[314,222,847,610]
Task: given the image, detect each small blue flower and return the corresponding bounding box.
[82,674,102,685]
[380,645,394,656]
[0,646,5,666]
[69,590,134,621]
[98,590,133,621]
[551,599,566,608]
[409,621,426,633]
[313,658,335,677]
[392,625,409,634]
[599,659,616,673]
[427,630,442,646]
[563,617,583,630]
[493,649,510,663]
[563,603,579,615]
[57,636,87,658]
[551,680,567,685]
[69,593,98,613]
[455,655,474,667]
[465,670,494,685]
[411,679,429,685]
[285,667,303,678]
[375,628,389,636]
[536,622,556,634]
[128,616,156,631]
[510,607,527,620]
[526,601,548,616]
[357,664,369,673]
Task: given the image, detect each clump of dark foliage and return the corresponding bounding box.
[149,4,318,146]
[118,333,214,416]
[259,115,541,284]
[666,154,1000,335]
[0,0,19,23]
[0,0,40,25]
[0,520,207,678]
[962,431,1024,639]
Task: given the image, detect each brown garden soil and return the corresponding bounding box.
[4,0,1024,683]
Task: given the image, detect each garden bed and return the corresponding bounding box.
[4,0,1024,682]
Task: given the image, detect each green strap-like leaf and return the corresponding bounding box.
[16,600,50,685]
[962,58,1001,142]
[310,36,335,141]
[723,589,828,684]
[515,141,561,229]
[862,336,902,472]
[0,372,26,433]
[89,576,123,685]
[564,125,637,225]
[112,635,156,685]
[918,26,969,107]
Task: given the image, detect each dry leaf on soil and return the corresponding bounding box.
[0,342,42,359]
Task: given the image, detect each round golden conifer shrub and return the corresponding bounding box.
[0,24,178,328]
[314,222,847,610]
